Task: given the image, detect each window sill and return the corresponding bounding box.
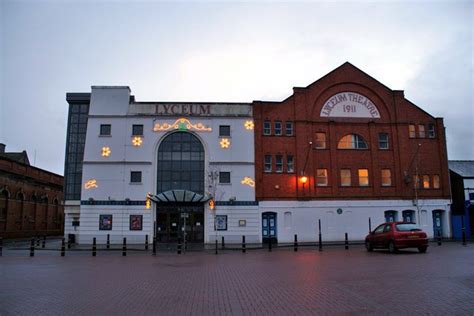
[99,135,112,137]
[218,135,231,138]
[129,182,142,185]
[218,182,232,185]
[131,135,144,137]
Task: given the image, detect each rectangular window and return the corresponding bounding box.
[409,124,416,138]
[132,124,144,136]
[433,175,440,189]
[285,121,293,136]
[130,171,142,183]
[219,172,231,184]
[264,155,272,172]
[428,124,436,138]
[287,155,294,173]
[316,169,328,186]
[378,133,389,149]
[413,175,420,189]
[381,169,392,186]
[340,169,351,186]
[358,169,369,187]
[275,155,283,173]
[219,125,231,137]
[100,124,111,136]
[130,215,143,231]
[423,175,430,189]
[315,132,327,149]
[263,121,271,135]
[418,125,426,138]
[99,215,112,230]
[274,121,282,136]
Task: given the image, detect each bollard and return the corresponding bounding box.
[145,235,149,251]
[461,215,467,246]
[369,217,372,233]
[36,236,40,247]
[122,237,127,257]
[242,235,246,253]
[30,238,35,257]
[177,239,182,254]
[345,233,349,250]
[318,219,322,252]
[0,237,3,257]
[67,236,71,249]
[222,236,225,250]
[294,234,298,252]
[42,235,46,249]
[152,237,157,256]
[92,237,97,257]
[268,238,272,252]
[106,234,110,249]
[437,230,442,246]
[61,238,65,257]
[215,239,218,255]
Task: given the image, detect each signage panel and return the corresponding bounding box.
[320,92,381,118]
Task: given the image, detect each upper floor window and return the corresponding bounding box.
[428,124,436,138]
[316,169,328,186]
[418,125,426,138]
[381,169,392,186]
[338,134,368,149]
[219,172,231,184]
[100,124,111,136]
[130,171,142,183]
[274,121,282,136]
[378,133,389,149]
[358,169,369,186]
[275,155,283,173]
[409,125,416,138]
[287,155,294,173]
[264,155,272,172]
[315,132,327,149]
[422,175,430,189]
[285,122,293,136]
[132,124,144,136]
[432,175,440,189]
[219,125,231,137]
[263,121,271,135]
[340,169,351,186]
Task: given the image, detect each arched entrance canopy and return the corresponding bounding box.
[149,190,211,204]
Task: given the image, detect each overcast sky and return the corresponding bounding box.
[0,0,472,175]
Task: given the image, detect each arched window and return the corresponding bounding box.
[337,134,368,149]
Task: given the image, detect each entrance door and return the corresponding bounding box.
[156,205,204,243]
[262,212,277,244]
[432,210,443,237]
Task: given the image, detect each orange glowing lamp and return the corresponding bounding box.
[209,199,215,210]
[300,176,308,184]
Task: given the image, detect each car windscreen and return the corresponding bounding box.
[395,223,421,232]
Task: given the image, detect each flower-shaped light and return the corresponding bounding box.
[241,177,255,188]
[220,138,230,149]
[132,136,143,147]
[84,179,98,189]
[244,120,254,130]
[102,146,111,157]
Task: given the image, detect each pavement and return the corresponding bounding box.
[1,242,473,315]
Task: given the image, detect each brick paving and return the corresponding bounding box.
[1,243,473,315]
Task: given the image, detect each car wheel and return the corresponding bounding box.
[388,241,397,254]
[418,246,427,253]
[365,241,373,252]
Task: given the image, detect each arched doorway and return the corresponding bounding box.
[155,132,205,243]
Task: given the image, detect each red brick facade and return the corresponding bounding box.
[253,62,450,201]
[0,157,64,238]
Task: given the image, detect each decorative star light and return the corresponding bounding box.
[101,147,111,157]
[241,177,255,188]
[132,136,143,147]
[220,138,230,149]
[244,120,254,130]
[85,179,98,189]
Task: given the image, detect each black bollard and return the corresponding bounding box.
[318,219,323,252]
[215,239,218,255]
[92,237,97,257]
[145,235,149,251]
[67,236,71,249]
[345,233,349,250]
[30,238,35,257]
[437,230,442,246]
[106,234,110,249]
[221,236,225,250]
[462,216,467,246]
[36,236,40,247]
[152,237,157,256]
[42,235,46,249]
[61,238,65,257]
[122,237,127,256]
[0,237,3,257]
[294,234,298,252]
[268,238,272,252]
[177,238,182,254]
[369,217,372,233]
[242,235,246,253]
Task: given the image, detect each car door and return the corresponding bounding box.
[372,224,386,247]
[380,224,392,248]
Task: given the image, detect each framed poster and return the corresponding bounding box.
[130,215,143,231]
[99,214,112,230]
[215,215,227,231]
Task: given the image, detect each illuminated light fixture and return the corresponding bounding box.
[220,138,231,149]
[84,179,98,189]
[132,136,143,147]
[241,177,255,188]
[101,147,111,157]
[153,118,212,132]
[145,192,151,209]
[300,176,308,184]
[244,120,254,130]
[208,199,215,210]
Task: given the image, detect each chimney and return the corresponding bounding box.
[0,143,5,153]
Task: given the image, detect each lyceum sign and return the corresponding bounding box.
[320,92,381,118]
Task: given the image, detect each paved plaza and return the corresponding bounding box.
[1,242,473,315]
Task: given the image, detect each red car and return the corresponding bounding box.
[365,222,429,253]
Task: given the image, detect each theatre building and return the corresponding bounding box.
[64,62,451,244]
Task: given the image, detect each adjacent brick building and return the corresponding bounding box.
[0,143,64,238]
